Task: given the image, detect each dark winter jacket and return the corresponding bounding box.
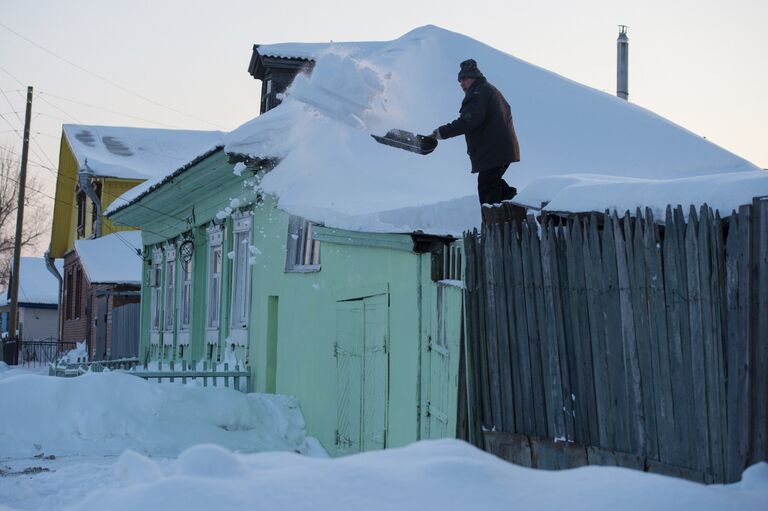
[437,77,521,173]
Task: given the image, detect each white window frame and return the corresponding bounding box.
[178,247,193,330]
[285,215,321,272]
[163,243,176,334]
[229,212,253,346]
[206,224,224,334]
[150,247,163,340]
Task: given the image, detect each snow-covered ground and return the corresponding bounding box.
[1,366,765,511]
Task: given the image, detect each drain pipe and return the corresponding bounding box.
[79,160,101,238]
[44,249,64,341]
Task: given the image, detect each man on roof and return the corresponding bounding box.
[432,59,521,205]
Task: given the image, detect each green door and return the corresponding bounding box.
[334,293,389,455]
[362,294,388,451]
[334,301,364,454]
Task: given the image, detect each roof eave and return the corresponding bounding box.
[248,46,315,80]
[106,145,225,219]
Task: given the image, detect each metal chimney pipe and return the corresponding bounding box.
[617,25,629,100]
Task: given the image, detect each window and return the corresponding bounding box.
[285,216,321,272]
[76,189,86,238]
[150,248,163,332]
[206,225,224,329]
[89,182,101,236]
[163,244,176,332]
[74,267,83,319]
[230,214,253,330]
[65,269,73,320]
[180,256,193,330]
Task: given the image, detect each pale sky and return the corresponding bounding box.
[1,0,766,255]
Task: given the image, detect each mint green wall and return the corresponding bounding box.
[110,151,463,455]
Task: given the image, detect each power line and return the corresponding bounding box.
[0,63,24,87]
[0,21,225,130]
[4,145,190,224]
[34,93,81,124]
[38,91,184,129]
[4,142,247,249]
[3,169,169,254]
[0,89,23,125]
[34,112,75,123]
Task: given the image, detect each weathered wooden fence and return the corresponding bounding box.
[111,303,140,359]
[463,197,768,483]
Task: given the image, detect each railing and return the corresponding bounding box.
[2,338,77,367]
[50,357,250,392]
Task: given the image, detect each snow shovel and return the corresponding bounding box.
[371,129,438,155]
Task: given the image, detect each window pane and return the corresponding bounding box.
[208,246,222,328]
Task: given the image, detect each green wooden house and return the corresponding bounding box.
[106,147,465,456]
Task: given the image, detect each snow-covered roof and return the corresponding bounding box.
[1,257,63,306]
[256,41,383,61]
[74,231,143,285]
[63,124,224,180]
[225,25,766,235]
[104,146,224,216]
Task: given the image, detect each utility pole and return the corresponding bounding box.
[8,86,33,355]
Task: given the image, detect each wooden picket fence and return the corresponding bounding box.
[463,197,768,483]
[50,358,250,392]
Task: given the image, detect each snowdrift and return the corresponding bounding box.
[64,441,768,511]
[225,25,766,235]
[0,372,320,458]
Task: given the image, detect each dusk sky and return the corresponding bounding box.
[1,0,765,254]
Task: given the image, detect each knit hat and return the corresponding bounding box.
[458,59,484,81]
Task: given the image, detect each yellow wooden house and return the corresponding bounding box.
[48,124,223,357]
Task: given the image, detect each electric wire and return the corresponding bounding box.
[37,91,184,129]
[2,146,189,224]
[2,169,168,257]
[0,21,225,129]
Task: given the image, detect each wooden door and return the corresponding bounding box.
[334,301,364,454]
[334,293,389,455]
[425,284,463,439]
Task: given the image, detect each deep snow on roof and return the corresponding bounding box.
[225,25,765,235]
[63,124,224,180]
[1,257,63,306]
[256,41,383,60]
[75,231,143,284]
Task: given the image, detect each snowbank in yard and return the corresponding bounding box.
[74,231,143,284]
[56,441,768,511]
[225,25,766,234]
[0,372,321,459]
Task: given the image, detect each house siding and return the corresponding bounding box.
[110,152,463,456]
